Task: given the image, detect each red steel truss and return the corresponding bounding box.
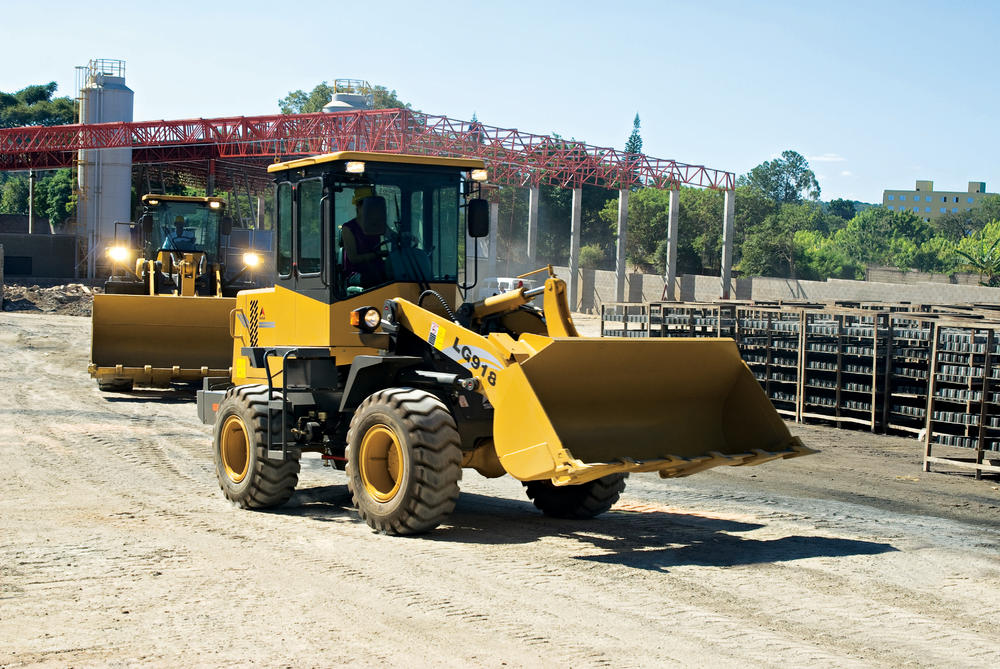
[0,109,735,190]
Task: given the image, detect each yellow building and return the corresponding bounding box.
[883,180,993,222]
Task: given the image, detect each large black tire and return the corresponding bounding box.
[97,378,133,392]
[213,384,300,509]
[523,473,627,519]
[346,388,462,535]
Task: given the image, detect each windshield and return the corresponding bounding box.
[334,167,460,297]
[147,201,221,259]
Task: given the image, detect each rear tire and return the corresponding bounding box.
[346,388,462,535]
[213,384,300,509]
[524,474,627,519]
[97,378,133,392]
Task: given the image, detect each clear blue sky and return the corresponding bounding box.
[2,0,997,203]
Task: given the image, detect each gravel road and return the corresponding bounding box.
[2,312,999,668]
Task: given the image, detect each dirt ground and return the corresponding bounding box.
[2,310,1000,668]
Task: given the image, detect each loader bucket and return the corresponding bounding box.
[90,294,235,388]
[491,336,812,485]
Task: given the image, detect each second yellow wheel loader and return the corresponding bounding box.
[89,195,262,391]
[197,151,815,535]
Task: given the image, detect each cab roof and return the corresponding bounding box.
[141,194,226,206]
[267,151,486,174]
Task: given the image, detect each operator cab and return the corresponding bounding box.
[140,194,227,262]
[268,151,489,304]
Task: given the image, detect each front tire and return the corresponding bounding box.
[524,474,627,519]
[346,388,462,535]
[213,384,300,509]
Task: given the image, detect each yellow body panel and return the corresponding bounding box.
[90,293,234,387]
[229,282,458,385]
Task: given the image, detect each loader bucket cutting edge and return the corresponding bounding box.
[91,294,236,387]
[491,337,811,483]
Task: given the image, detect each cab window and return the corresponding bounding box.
[297,179,323,275]
[276,182,292,277]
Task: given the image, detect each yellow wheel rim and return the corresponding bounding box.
[359,424,404,503]
[220,415,250,483]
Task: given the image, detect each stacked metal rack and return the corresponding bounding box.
[647,303,737,338]
[600,304,650,337]
[884,315,933,436]
[800,311,889,431]
[734,307,803,420]
[924,322,1000,478]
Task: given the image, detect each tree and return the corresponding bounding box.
[737,150,821,205]
[0,82,75,128]
[578,244,605,269]
[739,202,826,278]
[371,85,410,109]
[0,175,29,214]
[827,198,856,221]
[624,113,642,155]
[33,168,77,229]
[831,207,932,270]
[956,219,1000,286]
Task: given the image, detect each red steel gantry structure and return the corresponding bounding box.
[0,108,738,300]
[0,108,734,190]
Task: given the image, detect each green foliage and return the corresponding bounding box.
[624,113,642,155]
[739,203,827,278]
[737,150,820,204]
[32,169,76,228]
[578,243,605,269]
[372,86,410,109]
[831,207,932,269]
[0,175,29,214]
[599,187,670,272]
[793,230,862,280]
[955,220,1000,286]
[827,198,856,221]
[0,82,75,128]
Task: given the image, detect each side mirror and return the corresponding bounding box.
[140,213,153,237]
[359,196,387,236]
[468,198,489,238]
[221,215,233,236]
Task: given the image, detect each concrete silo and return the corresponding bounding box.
[76,59,133,278]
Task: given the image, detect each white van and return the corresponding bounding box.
[472,276,538,301]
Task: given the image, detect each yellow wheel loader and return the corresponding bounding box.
[197,151,814,534]
[89,194,262,391]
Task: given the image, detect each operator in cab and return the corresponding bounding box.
[163,215,196,252]
[341,186,387,288]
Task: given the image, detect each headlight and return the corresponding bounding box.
[146,199,159,206]
[350,306,381,332]
[209,201,222,209]
[471,168,488,182]
[242,252,260,267]
[346,161,366,174]
[108,246,129,262]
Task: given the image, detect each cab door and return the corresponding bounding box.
[275,178,329,302]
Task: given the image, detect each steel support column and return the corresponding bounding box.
[615,188,629,302]
[527,185,539,266]
[721,189,735,299]
[488,200,499,281]
[664,189,679,300]
[569,187,582,311]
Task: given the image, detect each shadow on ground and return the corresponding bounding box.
[278,485,897,571]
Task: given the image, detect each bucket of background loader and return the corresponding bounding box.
[91,294,235,387]
[491,336,806,483]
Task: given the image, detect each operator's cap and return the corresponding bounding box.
[352,186,374,206]
[174,215,185,224]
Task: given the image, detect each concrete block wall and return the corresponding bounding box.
[481,257,1000,311]
[866,266,981,286]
